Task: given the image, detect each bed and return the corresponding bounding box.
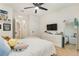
[9,37,56,56]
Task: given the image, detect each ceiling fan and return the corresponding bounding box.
[24,3,48,13]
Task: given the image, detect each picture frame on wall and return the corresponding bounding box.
[3,23,11,31]
[0,9,8,20]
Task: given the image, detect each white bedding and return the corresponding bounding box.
[9,37,56,56]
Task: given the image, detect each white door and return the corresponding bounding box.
[29,15,40,37]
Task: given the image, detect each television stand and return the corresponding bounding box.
[41,32,63,48]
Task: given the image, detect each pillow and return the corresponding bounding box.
[14,41,28,51]
[0,36,11,56]
[8,39,17,49]
[2,36,11,41]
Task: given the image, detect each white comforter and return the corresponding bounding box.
[9,37,56,56]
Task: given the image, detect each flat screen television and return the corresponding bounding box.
[47,24,57,31]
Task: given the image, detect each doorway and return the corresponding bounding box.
[63,18,77,55]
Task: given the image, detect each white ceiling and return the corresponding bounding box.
[6,3,79,15]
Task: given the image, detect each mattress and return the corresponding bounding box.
[9,37,56,56]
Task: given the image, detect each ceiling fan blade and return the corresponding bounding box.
[39,7,48,11]
[39,3,44,5]
[35,9,37,13]
[24,6,34,9]
[33,3,38,6]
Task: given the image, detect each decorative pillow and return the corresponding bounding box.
[2,36,11,41]
[0,36,11,56]
[14,41,28,51]
[8,39,17,49]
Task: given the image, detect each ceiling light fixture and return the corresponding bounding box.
[35,7,39,10]
[18,15,23,18]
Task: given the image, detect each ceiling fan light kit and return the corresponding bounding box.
[35,7,39,10]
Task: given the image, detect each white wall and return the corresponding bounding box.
[28,14,40,37]
[0,4,13,38]
[39,4,79,47]
[40,4,79,36]
[40,13,64,34]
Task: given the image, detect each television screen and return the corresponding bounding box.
[47,24,57,31]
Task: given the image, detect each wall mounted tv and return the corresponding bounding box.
[47,24,57,31]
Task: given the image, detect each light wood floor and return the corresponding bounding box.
[55,44,79,56]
